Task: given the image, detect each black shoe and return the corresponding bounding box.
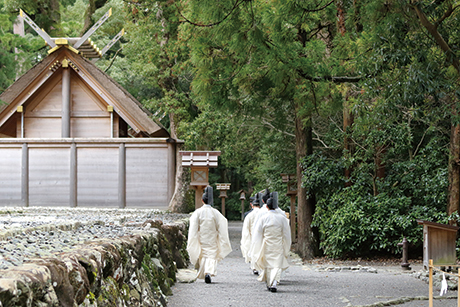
[253,270,259,275]
[269,287,277,292]
[205,274,211,284]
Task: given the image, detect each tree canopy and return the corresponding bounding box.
[2,0,460,259]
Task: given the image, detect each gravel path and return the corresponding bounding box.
[169,221,459,307]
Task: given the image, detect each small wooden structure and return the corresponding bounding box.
[180,151,220,209]
[216,183,231,216]
[0,10,181,209]
[281,173,297,242]
[417,220,459,269]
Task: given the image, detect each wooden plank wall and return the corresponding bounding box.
[126,146,169,208]
[29,147,70,206]
[0,141,172,209]
[0,147,21,204]
[77,147,119,207]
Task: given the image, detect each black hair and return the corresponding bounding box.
[267,197,275,210]
[262,188,270,203]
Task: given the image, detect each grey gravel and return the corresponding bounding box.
[0,207,189,270]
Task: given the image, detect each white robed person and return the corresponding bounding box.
[186,186,232,283]
[251,192,291,292]
[240,193,261,273]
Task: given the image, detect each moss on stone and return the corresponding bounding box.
[0,219,190,307]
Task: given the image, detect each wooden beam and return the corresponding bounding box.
[99,28,124,58]
[21,143,29,207]
[118,143,126,208]
[20,9,57,48]
[62,67,71,137]
[70,142,77,207]
[73,8,112,49]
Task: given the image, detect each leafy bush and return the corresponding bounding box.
[303,147,450,259]
[313,188,448,258]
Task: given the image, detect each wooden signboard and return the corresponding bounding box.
[417,220,459,269]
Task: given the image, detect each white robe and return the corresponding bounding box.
[248,204,268,270]
[240,207,260,263]
[187,205,232,279]
[251,210,291,287]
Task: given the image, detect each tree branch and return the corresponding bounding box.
[298,70,362,83]
[312,129,331,148]
[435,4,460,27]
[104,48,122,73]
[261,118,296,137]
[412,4,460,73]
[175,0,242,27]
[242,115,295,137]
[302,0,335,13]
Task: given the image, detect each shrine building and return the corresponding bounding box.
[0,9,180,209]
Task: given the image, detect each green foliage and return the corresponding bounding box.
[60,0,86,36]
[313,188,447,258]
[4,0,63,36]
[304,140,450,258]
[222,192,241,221]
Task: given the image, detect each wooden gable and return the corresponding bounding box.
[0,47,169,139]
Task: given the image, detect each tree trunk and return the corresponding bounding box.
[373,144,386,196]
[168,112,187,212]
[448,122,460,219]
[295,107,319,259]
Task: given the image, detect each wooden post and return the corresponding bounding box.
[281,174,297,242]
[17,106,24,138]
[238,190,246,221]
[61,66,71,137]
[217,183,230,217]
[118,143,126,208]
[290,195,296,243]
[70,142,77,207]
[21,143,28,207]
[195,186,205,209]
[429,259,433,307]
[221,197,226,217]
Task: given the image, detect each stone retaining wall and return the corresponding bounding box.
[0,219,189,307]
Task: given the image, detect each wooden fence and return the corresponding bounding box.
[0,138,176,209]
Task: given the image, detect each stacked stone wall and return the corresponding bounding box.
[0,219,190,307]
